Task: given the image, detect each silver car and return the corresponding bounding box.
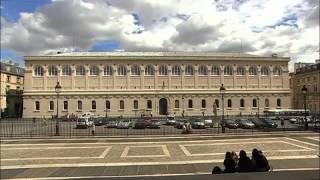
[117,120,131,129]
[236,119,255,129]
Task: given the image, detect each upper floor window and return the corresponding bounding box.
[201,99,206,108]
[76,65,85,76]
[62,65,72,76]
[227,99,232,108]
[147,100,152,109]
[145,65,155,76]
[48,65,58,76]
[240,99,245,108]
[92,100,96,110]
[224,65,233,76]
[90,65,99,76]
[131,65,140,76]
[104,65,113,76]
[175,100,180,108]
[273,66,282,76]
[211,66,220,75]
[35,101,40,111]
[34,66,44,76]
[172,65,181,76]
[159,65,168,76]
[77,100,82,110]
[133,100,138,109]
[120,100,125,109]
[249,66,257,75]
[261,66,269,76]
[185,65,194,75]
[236,66,245,75]
[188,99,193,108]
[118,65,127,76]
[49,101,54,111]
[198,65,208,75]
[6,75,10,83]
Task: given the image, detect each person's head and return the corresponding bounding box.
[225,152,231,159]
[212,166,222,174]
[252,148,259,157]
[239,150,247,158]
[231,151,238,158]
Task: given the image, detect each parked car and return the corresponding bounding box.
[261,118,278,128]
[94,117,108,126]
[204,119,214,128]
[80,112,94,118]
[191,119,205,129]
[289,118,298,124]
[175,119,187,129]
[166,115,176,125]
[105,120,118,128]
[224,119,239,129]
[148,120,161,128]
[134,119,147,129]
[61,114,78,121]
[235,119,255,129]
[117,120,132,129]
[76,117,93,129]
[250,118,268,129]
[144,116,152,127]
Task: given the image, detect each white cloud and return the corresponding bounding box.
[1,0,319,70]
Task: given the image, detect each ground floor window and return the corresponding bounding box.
[147,100,152,109]
[277,98,281,107]
[188,99,193,108]
[240,99,244,108]
[49,101,54,111]
[265,99,269,107]
[253,99,257,107]
[133,100,138,109]
[227,99,232,108]
[175,100,180,108]
[78,101,82,110]
[214,99,219,108]
[92,100,96,110]
[106,100,110,110]
[63,101,68,110]
[201,99,206,108]
[35,101,40,111]
[120,100,124,110]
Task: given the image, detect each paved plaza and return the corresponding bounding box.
[0,133,319,179]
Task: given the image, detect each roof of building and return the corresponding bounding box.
[295,63,320,74]
[0,61,24,76]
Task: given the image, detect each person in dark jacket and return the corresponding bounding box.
[237,150,253,172]
[251,149,270,172]
[223,152,236,173]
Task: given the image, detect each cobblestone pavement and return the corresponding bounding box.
[1,133,319,179]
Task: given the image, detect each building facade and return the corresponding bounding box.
[291,62,320,114]
[0,61,24,117]
[23,52,291,118]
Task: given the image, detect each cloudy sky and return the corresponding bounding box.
[1,0,319,70]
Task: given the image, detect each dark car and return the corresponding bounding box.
[94,117,108,126]
[191,119,205,129]
[250,118,268,128]
[224,119,238,129]
[134,119,147,129]
[148,120,161,129]
[105,120,118,128]
[235,119,255,129]
[261,118,278,128]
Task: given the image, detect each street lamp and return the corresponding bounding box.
[16,87,22,118]
[182,96,185,118]
[301,85,308,129]
[219,84,226,133]
[257,97,260,118]
[105,96,109,118]
[55,82,62,136]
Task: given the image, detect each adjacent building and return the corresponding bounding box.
[0,60,24,117]
[23,52,291,118]
[291,61,320,114]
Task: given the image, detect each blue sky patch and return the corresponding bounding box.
[0,48,23,66]
[89,40,120,52]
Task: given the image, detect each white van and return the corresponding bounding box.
[76,117,93,129]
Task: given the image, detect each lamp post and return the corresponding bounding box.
[55,82,62,136]
[301,85,308,129]
[257,97,260,118]
[105,96,109,118]
[219,84,226,133]
[182,96,185,118]
[16,87,22,118]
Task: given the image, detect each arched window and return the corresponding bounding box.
[34,66,44,76]
[133,100,138,109]
[261,66,269,76]
[277,98,281,107]
[265,99,269,108]
[198,65,208,75]
[273,66,282,76]
[172,65,181,76]
[106,100,110,110]
[77,100,82,110]
[236,66,245,75]
[118,65,127,76]
[49,101,54,111]
[104,65,113,76]
[224,65,233,75]
[48,65,58,76]
[159,65,168,76]
[227,99,232,108]
[63,101,68,110]
[214,99,219,108]
[35,101,40,111]
[211,66,220,75]
[188,99,193,108]
[253,99,257,107]
[240,99,245,108]
[90,65,99,76]
[147,100,152,109]
[145,65,154,76]
[249,66,257,75]
[185,65,194,75]
[62,65,72,76]
[201,99,206,108]
[76,65,85,76]
[92,100,96,110]
[120,100,124,109]
[131,65,140,76]
[175,100,180,108]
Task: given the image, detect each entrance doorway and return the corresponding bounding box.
[159,98,168,115]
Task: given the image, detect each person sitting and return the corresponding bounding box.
[212,166,222,174]
[251,149,270,172]
[231,151,239,168]
[237,150,253,172]
[223,152,236,173]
